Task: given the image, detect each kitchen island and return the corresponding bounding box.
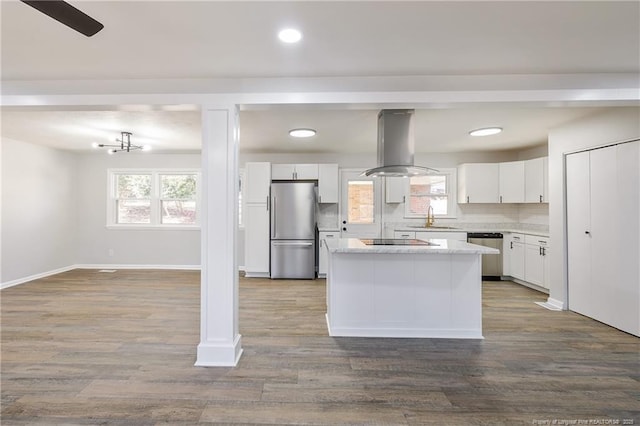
[323,238,499,339]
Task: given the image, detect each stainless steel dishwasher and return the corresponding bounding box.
[467,232,503,280]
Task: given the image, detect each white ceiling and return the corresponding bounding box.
[1,1,638,154]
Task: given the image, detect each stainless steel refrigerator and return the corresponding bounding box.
[270,182,317,279]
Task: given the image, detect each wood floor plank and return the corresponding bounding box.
[2,270,639,425]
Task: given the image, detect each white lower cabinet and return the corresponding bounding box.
[524,235,549,288]
[504,233,525,281]
[244,203,270,277]
[504,232,549,290]
[318,231,340,277]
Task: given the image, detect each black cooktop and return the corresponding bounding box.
[360,239,438,246]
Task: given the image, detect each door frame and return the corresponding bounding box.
[339,168,383,238]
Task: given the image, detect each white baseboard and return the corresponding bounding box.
[1,264,201,289]
[75,264,201,271]
[244,272,270,278]
[1,265,76,289]
[545,297,565,310]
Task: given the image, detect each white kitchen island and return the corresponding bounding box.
[323,238,499,339]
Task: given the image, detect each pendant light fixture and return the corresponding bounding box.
[92,132,151,154]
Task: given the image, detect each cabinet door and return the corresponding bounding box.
[318,164,338,203]
[499,161,525,203]
[385,177,406,203]
[525,157,545,203]
[509,234,525,280]
[271,164,295,180]
[245,162,271,203]
[295,164,319,180]
[524,243,544,286]
[502,234,512,276]
[457,163,499,203]
[244,203,270,276]
[318,231,339,276]
[543,157,549,203]
[542,244,550,289]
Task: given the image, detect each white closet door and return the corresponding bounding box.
[589,146,620,326]
[566,151,592,317]
[614,141,640,335]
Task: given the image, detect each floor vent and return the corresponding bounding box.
[535,301,562,311]
[98,269,117,273]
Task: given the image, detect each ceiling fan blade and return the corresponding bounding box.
[21,0,104,37]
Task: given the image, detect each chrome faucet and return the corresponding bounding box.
[426,205,435,228]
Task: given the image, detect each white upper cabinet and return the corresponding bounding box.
[457,163,500,203]
[385,177,406,203]
[272,164,319,180]
[296,164,320,180]
[318,164,339,203]
[271,164,296,180]
[499,161,525,203]
[525,157,548,203]
[245,162,271,204]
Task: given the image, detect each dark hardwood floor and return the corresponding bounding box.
[1,269,638,425]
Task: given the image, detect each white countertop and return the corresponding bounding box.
[324,238,500,255]
[392,226,549,238]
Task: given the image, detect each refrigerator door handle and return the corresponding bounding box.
[272,241,313,247]
[271,196,276,237]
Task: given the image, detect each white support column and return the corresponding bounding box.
[196,106,242,366]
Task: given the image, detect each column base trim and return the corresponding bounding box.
[195,334,243,367]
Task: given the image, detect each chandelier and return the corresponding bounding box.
[92,132,150,154]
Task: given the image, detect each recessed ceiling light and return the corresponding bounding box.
[469,127,503,137]
[289,128,316,138]
[278,28,302,43]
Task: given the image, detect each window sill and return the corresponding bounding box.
[106,225,201,231]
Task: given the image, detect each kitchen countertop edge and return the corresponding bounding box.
[324,238,500,255]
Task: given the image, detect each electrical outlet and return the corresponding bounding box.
[108,249,114,257]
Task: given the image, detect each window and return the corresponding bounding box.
[159,174,197,224]
[347,180,374,224]
[404,169,456,218]
[108,169,200,228]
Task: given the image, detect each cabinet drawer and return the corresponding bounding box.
[394,231,416,239]
[525,235,549,246]
[320,232,340,245]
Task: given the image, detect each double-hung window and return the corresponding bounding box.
[404,168,456,218]
[109,169,200,228]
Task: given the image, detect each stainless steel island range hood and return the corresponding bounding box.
[361,109,438,177]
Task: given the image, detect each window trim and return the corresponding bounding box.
[403,168,457,219]
[107,168,201,230]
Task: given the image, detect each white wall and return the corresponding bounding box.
[75,152,201,267]
[1,138,78,284]
[1,143,203,286]
[548,107,640,306]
